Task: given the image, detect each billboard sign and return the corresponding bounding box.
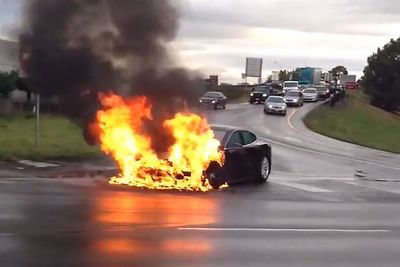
[245,57,263,77]
[209,75,219,85]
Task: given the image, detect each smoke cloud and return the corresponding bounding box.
[23,0,205,151]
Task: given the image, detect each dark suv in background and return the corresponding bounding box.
[199,91,227,110]
[249,86,272,104]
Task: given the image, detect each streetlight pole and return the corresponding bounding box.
[35,94,40,148]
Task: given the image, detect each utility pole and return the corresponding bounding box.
[35,94,40,148]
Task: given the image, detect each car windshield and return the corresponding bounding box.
[204,92,220,98]
[267,97,284,103]
[284,82,298,87]
[255,87,271,92]
[286,91,300,97]
[304,89,316,93]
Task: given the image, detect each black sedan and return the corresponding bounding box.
[199,91,227,110]
[205,125,272,189]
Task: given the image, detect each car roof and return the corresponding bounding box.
[267,96,284,99]
[210,124,242,133]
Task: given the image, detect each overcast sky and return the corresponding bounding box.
[1,0,399,83]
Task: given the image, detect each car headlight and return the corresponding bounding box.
[268,105,273,108]
[263,94,267,97]
[212,100,216,104]
[199,99,203,103]
[250,93,254,96]
[293,99,298,102]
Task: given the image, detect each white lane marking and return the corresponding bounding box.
[270,175,355,181]
[287,108,297,130]
[178,227,390,233]
[260,137,400,170]
[18,160,59,168]
[346,182,400,194]
[271,181,333,193]
[284,136,302,143]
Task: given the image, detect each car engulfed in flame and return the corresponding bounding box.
[92,92,225,192]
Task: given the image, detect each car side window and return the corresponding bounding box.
[242,131,257,145]
[226,132,243,148]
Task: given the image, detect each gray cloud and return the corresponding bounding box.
[180,0,400,36]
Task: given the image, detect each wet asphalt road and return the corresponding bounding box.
[1,101,400,267]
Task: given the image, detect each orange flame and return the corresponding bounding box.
[95,92,224,191]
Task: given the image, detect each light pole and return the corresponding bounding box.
[273,61,283,70]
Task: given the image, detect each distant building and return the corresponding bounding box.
[271,71,279,81]
[0,39,18,72]
[322,72,333,82]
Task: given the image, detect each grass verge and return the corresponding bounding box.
[219,86,250,103]
[0,114,100,161]
[304,90,400,153]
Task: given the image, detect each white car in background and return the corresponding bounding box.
[283,81,299,93]
[302,88,318,102]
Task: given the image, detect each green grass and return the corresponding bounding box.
[219,86,249,103]
[0,114,100,161]
[304,90,400,153]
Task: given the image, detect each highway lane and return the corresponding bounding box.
[204,102,400,180]
[1,177,400,267]
[0,101,400,266]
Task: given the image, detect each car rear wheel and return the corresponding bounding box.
[256,156,270,183]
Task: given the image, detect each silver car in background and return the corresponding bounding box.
[283,90,304,107]
[264,96,287,116]
[303,88,318,102]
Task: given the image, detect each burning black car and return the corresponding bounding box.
[205,125,272,189]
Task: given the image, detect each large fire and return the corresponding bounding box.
[93,93,224,192]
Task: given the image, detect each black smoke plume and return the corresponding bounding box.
[23,0,205,151]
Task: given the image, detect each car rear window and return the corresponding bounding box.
[226,132,243,147]
[242,131,257,145]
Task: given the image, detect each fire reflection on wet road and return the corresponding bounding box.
[93,190,219,228]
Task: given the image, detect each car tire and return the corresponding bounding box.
[282,112,287,116]
[249,101,254,104]
[255,155,270,183]
[214,104,218,110]
[205,161,225,189]
[222,105,226,109]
